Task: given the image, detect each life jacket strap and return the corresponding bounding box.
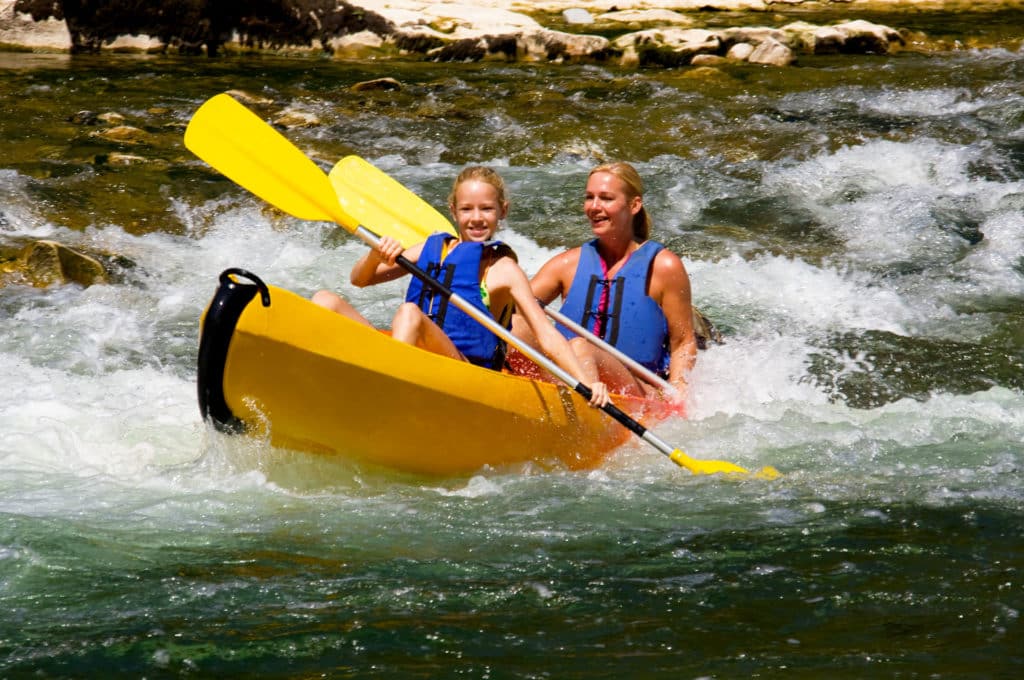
[417,262,455,326]
[580,274,624,342]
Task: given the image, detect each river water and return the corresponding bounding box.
[2,25,1023,678]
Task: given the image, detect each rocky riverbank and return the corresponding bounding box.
[2,1,1022,65]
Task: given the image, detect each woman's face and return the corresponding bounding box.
[583,171,641,238]
[451,179,507,242]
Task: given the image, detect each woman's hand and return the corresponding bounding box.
[662,380,687,411]
[586,381,609,408]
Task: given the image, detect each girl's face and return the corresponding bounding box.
[583,171,641,237]
[450,179,507,242]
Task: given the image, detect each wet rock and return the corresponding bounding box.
[69,110,100,125]
[272,108,320,129]
[692,307,724,350]
[224,89,275,106]
[19,240,108,288]
[679,65,734,83]
[98,112,126,124]
[726,42,755,61]
[89,125,152,144]
[690,54,728,67]
[351,77,402,92]
[748,37,796,66]
[96,152,150,166]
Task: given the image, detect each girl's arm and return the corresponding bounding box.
[350,237,423,287]
[494,258,609,407]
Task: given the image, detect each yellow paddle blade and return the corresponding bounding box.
[184,93,356,230]
[329,155,456,249]
[669,449,781,478]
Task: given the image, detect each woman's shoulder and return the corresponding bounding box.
[549,244,584,269]
[649,247,690,297]
[651,244,685,271]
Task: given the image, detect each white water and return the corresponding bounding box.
[3,142,1022,513]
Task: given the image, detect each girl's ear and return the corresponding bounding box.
[499,200,510,220]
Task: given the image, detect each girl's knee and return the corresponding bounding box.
[312,290,339,309]
[392,302,423,326]
[391,303,427,343]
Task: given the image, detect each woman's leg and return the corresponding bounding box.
[568,336,645,398]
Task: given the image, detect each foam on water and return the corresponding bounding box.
[3,128,1023,508]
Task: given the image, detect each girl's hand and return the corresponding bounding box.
[374,236,405,265]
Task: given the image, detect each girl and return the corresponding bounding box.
[312,166,609,407]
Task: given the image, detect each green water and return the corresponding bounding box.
[2,13,1023,677]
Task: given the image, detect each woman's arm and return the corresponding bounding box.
[651,250,697,400]
[526,248,580,304]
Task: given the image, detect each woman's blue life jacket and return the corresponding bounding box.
[555,239,671,375]
[404,232,515,370]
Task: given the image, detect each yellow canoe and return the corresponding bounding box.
[197,269,680,476]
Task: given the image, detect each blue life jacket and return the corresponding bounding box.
[404,232,511,369]
[556,239,670,375]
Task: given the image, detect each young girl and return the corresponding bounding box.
[312,166,609,407]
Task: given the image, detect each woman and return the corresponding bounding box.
[312,166,608,407]
[514,162,696,405]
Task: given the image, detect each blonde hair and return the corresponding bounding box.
[448,166,508,208]
[589,161,651,241]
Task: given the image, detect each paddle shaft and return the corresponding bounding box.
[541,305,677,395]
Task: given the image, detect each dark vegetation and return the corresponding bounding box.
[13,0,394,55]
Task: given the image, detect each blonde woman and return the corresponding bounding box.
[515,162,696,406]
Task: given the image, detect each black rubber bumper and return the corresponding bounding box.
[196,268,270,433]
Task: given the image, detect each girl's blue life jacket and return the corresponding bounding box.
[404,232,514,369]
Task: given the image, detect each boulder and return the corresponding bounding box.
[748,37,796,66]
[614,28,720,67]
[562,8,593,25]
[0,0,942,66]
[19,240,108,287]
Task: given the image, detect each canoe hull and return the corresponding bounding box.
[198,269,676,476]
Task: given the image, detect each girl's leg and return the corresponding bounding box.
[390,302,464,361]
[311,289,374,327]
